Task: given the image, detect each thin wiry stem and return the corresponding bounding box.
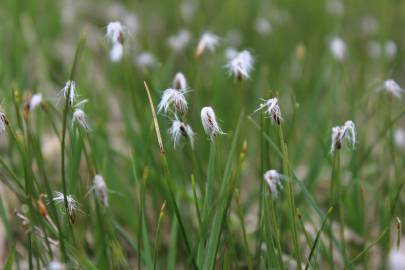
[60,35,85,238]
[278,124,302,270]
[143,81,197,269]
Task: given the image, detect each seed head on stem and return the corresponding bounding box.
[201,106,224,140]
[264,170,284,198]
[330,120,356,153]
[254,97,283,125]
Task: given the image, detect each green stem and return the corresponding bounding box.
[60,35,85,236]
[278,125,301,270]
[267,193,285,270]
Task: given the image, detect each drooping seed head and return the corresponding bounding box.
[52,191,80,224]
[168,119,195,149]
[196,32,219,57]
[157,88,188,115]
[106,21,126,44]
[28,93,43,112]
[226,50,254,80]
[264,170,284,198]
[201,106,224,140]
[72,108,91,131]
[172,72,188,92]
[254,98,283,125]
[59,80,76,105]
[380,79,403,99]
[93,174,108,207]
[330,120,356,153]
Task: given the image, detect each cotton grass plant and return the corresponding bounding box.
[1,0,405,269]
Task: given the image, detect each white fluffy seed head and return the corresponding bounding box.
[385,40,397,59]
[330,120,356,153]
[254,98,283,125]
[255,18,272,36]
[196,32,219,57]
[394,128,405,150]
[389,248,405,270]
[72,109,91,131]
[201,106,224,140]
[29,93,43,111]
[329,36,346,61]
[52,192,79,224]
[172,72,188,91]
[168,120,195,149]
[367,41,382,59]
[157,88,188,115]
[94,174,108,207]
[59,80,76,105]
[110,42,124,62]
[135,52,157,70]
[326,0,344,16]
[226,50,254,80]
[380,79,403,99]
[264,170,284,198]
[168,29,191,52]
[106,21,126,44]
[48,260,65,270]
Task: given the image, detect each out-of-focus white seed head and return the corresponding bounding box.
[394,128,405,151]
[157,88,188,115]
[367,41,382,59]
[385,40,397,60]
[52,192,79,224]
[72,108,91,131]
[0,112,8,135]
[201,106,224,140]
[168,119,195,149]
[264,170,284,198]
[29,93,43,111]
[255,18,273,36]
[361,16,379,35]
[135,52,157,70]
[93,174,108,207]
[106,21,126,44]
[168,29,191,53]
[226,50,254,80]
[110,42,124,62]
[389,248,405,270]
[196,32,219,57]
[172,72,188,92]
[380,79,403,99]
[326,0,344,16]
[59,80,76,106]
[330,120,356,153]
[329,36,346,61]
[180,0,197,22]
[254,98,283,125]
[48,260,65,270]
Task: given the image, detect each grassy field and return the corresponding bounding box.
[1,0,405,269]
